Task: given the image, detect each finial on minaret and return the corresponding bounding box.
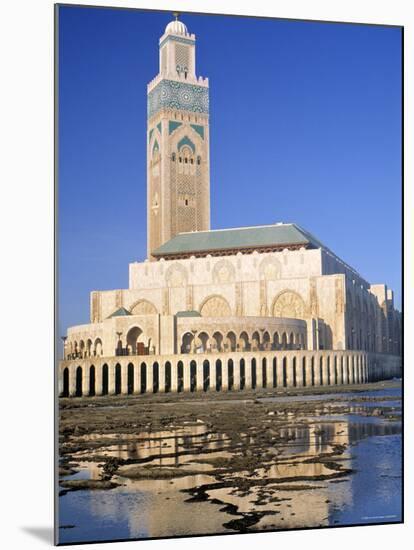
[173,12,180,21]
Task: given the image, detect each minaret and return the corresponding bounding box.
[147,14,210,259]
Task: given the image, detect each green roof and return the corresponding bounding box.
[153,223,324,257]
[108,307,131,318]
[176,310,202,318]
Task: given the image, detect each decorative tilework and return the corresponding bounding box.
[159,35,195,49]
[148,79,209,119]
[169,121,183,134]
[190,124,204,139]
[178,136,195,153]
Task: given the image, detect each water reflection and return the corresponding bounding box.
[59,393,402,543]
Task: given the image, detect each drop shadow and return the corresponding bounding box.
[21,526,54,545]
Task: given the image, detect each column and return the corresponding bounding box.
[233,358,240,391]
[58,367,64,396]
[95,364,103,396]
[222,361,229,391]
[343,356,349,385]
[245,358,252,390]
[322,356,329,386]
[121,363,128,395]
[210,360,216,391]
[171,362,178,393]
[69,365,76,397]
[133,363,141,395]
[196,361,203,392]
[147,363,154,394]
[82,365,90,396]
[315,355,322,387]
[276,359,284,389]
[159,362,165,393]
[296,356,304,388]
[350,356,355,384]
[108,364,116,395]
[183,360,191,392]
[286,356,294,388]
[266,355,273,389]
[305,357,312,388]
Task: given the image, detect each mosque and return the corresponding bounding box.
[58,16,401,397]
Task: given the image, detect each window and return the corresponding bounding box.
[171,152,176,162]
[197,156,201,165]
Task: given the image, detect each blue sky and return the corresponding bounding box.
[58,6,402,338]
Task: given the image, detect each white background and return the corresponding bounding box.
[0,0,412,548]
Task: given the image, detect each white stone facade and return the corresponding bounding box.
[59,17,401,397]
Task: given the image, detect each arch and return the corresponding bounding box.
[181,332,194,354]
[212,331,223,352]
[281,332,288,349]
[239,331,250,351]
[115,364,122,395]
[251,331,260,351]
[199,295,231,317]
[228,359,234,390]
[292,357,297,387]
[165,361,172,393]
[259,256,281,281]
[62,368,69,397]
[140,363,147,393]
[198,331,210,353]
[272,290,306,319]
[302,357,306,387]
[89,365,96,396]
[102,364,109,395]
[251,358,257,389]
[212,259,235,284]
[319,356,324,385]
[262,331,271,350]
[273,332,280,350]
[262,357,267,388]
[203,360,210,392]
[282,357,288,387]
[216,359,222,391]
[240,358,246,390]
[273,357,277,388]
[190,360,197,392]
[86,339,93,357]
[75,366,82,397]
[130,299,157,315]
[311,356,315,386]
[165,262,188,287]
[126,326,144,355]
[79,340,85,358]
[153,362,159,393]
[177,361,184,392]
[94,338,103,357]
[127,363,134,394]
[225,331,237,352]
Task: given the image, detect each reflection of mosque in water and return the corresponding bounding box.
[67,418,399,536]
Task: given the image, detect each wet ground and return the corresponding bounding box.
[57,380,402,544]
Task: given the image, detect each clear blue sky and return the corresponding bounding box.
[58,6,402,339]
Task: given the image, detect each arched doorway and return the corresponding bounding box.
[127,363,134,394]
[203,360,210,392]
[115,364,121,395]
[75,366,82,397]
[216,359,222,391]
[190,361,197,392]
[62,368,69,397]
[177,361,184,392]
[282,357,287,387]
[140,363,147,393]
[126,326,143,355]
[228,359,234,390]
[165,362,171,393]
[262,358,267,388]
[251,358,257,389]
[240,358,246,390]
[273,358,277,388]
[89,365,96,396]
[153,362,159,393]
[102,364,109,395]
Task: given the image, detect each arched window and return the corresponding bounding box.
[171,152,176,162]
[197,156,201,165]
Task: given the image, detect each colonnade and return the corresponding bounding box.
[57,350,388,398]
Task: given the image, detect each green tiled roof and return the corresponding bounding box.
[176,310,202,317]
[108,307,131,318]
[153,224,324,257]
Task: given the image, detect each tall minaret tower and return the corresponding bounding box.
[147,14,210,259]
